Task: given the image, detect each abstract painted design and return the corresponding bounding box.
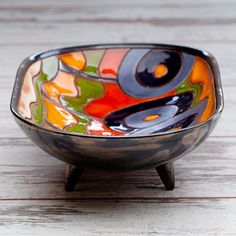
[17,47,216,136]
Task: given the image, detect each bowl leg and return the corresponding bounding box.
[156,163,175,190]
[64,163,84,192]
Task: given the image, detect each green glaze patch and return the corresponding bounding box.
[65,123,87,134]
[83,50,105,76]
[31,72,48,125]
[176,78,202,107]
[64,115,89,134]
[61,77,104,114]
[78,115,90,124]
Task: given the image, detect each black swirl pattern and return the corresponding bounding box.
[118,49,195,98]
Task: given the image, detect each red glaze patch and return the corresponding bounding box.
[85,82,176,119]
[99,49,129,78]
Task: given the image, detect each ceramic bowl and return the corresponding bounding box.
[10,44,223,191]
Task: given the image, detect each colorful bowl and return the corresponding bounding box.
[10,44,223,191]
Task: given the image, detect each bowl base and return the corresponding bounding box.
[64,163,175,192]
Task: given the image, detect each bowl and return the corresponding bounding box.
[10,44,223,191]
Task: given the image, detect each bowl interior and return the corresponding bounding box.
[15,45,217,136]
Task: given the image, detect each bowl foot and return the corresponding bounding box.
[64,162,175,192]
[64,163,84,192]
[156,163,175,190]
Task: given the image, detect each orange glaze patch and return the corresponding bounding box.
[189,57,216,122]
[85,82,176,119]
[42,71,78,103]
[153,64,168,78]
[59,51,85,70]
[144,114,160,122]
[99,49,129,78]
[87,120,124,136]
[171,127,182,132]
[43,97,77,129]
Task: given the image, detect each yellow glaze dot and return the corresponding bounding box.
[144,114,160,122]
[153,64,168,78]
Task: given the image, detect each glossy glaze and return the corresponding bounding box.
[15,46,216,137]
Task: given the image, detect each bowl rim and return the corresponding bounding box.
[10,43,224,139]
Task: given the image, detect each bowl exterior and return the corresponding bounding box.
[14,115,219,170]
